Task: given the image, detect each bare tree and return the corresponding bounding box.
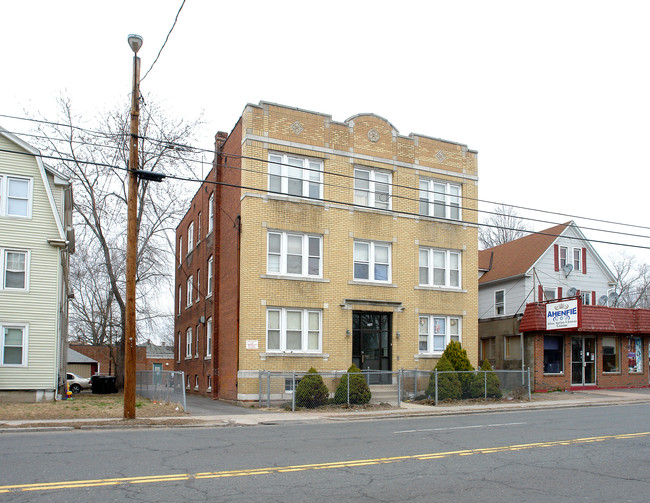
[609,253,650,308]
[33,95,203,384]
[479,204,531,249]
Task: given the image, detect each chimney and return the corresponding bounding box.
[215,131,228,154]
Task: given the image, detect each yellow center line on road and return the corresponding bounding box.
[2,431,649,494]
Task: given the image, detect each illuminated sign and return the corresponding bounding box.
[546,299,579,330]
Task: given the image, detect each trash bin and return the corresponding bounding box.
[91,375,118,394]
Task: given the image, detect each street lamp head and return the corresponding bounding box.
[127,34,143,54]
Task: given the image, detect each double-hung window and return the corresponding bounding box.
[1,323,27,366]
[186,276,193,307]
[559,246,568,269]
[494,290,505,316]
[269,153,323,199]
[419,179,461,220]
[207,256,213,297]
[353,241,390,282]
[196,270,200,301]
[354,168,391,209]
[267,231,322,277]
[187,222,194,253]
[178,286,182,314]
[2,249,28,290]
[419,248,460,288]
[185,327,192,358]
[208,194,214,234]
[573,247,582,271]
[206,317,213,357]
[418,315,461,354]
[0,175,32,218]
[266,308,321,353]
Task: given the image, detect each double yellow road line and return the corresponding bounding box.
[2,431,648,493]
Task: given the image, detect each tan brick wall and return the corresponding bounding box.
[235,103,479,392]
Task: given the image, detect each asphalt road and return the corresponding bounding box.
[1,403,649,502]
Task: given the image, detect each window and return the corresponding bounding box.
[573,247,582,271]
[185,328,192,358]
[419,248,460,288]
[418,315,461,354]
[481,337,495,361]
[206,317,212,357]
[353,241,391,282]
[1,324,27,366]
[543,335,564,374]
[186,276,193,307]
[194,375,199,390]
[505,335,521,360]
[196,270,200,301]
[285,377,301,392]
[207,256,213,297]
[354,168,391,209]
[1,176,32,218]
[602,336,619,373]
[581,291,591,305]
[267,231,322,277]
[207,375,212,391]
[3,250,28,290]
[186,375,190,389]
[544,288,557,301]
[178,285,182,315]
[628,337,643,373]
[559,246,568,269]
[177,332,181,362]
[268,153,323,199]
[197,212,202,242]
[208,193,214,234]
[187,222,194,253]
[266,308,321,353]
[419,179,461,220]
[195,325,200,358]
[494,290,505,316]
[178,236,183,264]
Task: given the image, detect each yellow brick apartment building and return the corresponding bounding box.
[174,102,479,401]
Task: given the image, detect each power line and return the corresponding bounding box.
[141,0,187,82]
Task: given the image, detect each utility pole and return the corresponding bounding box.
[124,34,143,419]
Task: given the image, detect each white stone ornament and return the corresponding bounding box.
[368,128,380,142]
[290,121,304,135]
[435,150,447,162]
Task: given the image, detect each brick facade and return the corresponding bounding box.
[175,102,479,401]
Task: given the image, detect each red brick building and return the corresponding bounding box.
[519,301,650,391]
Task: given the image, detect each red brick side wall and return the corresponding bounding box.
[70,345,148,375]
[531,333,649,391]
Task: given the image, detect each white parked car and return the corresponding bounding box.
[67,372,92,393]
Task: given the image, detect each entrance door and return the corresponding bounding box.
[571,337,596,386]
[352,312,391,384]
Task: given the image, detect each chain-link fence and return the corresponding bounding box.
[259,368,530,410]
[136,370,186,412]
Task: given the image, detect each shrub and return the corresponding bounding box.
[468,360,502,398]
[426,354,462,401]
[334,364,371,404]
[294,368,329,408]
[441,341,475,398]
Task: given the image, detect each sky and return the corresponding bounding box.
[2,0,650,267]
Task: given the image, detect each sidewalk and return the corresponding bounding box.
[2,388,650,432]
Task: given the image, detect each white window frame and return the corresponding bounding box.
[266,308,322,353]
[0,175,33,218]
[573,247,582,272]
[206,375,212,392]
[419,248,461,288]
[197,212,202,242]
[494,289,505,316]
[418,315,461,355]
[177,332,181,362]
[185,327,192,358]
[178,285,182,315]
[544,287,557,301]
[187,222,194,254]
[195,325,200,358]
[186,276,193,307]
[267,231,322,278]
[196,270,200,301]
[353,240,391,283]
[1,249,29,291]
[354,167,392,210]
[581,291,591,305]
[186,375,191,389]
[206,317,213,358]
[419,179,461,220]
[194,375,199,391]
[208,193,214,234]
[207,256,213,297]
[1,323,28,367]
[268,153,323,199]
[559,246,568,269]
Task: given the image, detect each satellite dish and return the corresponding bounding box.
[567,287,578,297]
[608,292,619,303]
[598,295,608,306]
[562,263,574,277]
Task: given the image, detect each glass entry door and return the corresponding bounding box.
[572,337,596,386]
[352,312,391,384]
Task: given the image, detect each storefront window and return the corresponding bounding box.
[628,337,643,373]
[602,336,619,373]
[544,335,564,374]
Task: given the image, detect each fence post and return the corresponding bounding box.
[527,367,532,400]
[267,371,271,408]
[292,371,296,412]
[414,369,418,398]
[484,370,487,399]
[258,370,262,408]
[434,369,438,406]
[347,372,350,405]
[398,369,402,406]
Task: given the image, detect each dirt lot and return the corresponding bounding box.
[0,392,187,421]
